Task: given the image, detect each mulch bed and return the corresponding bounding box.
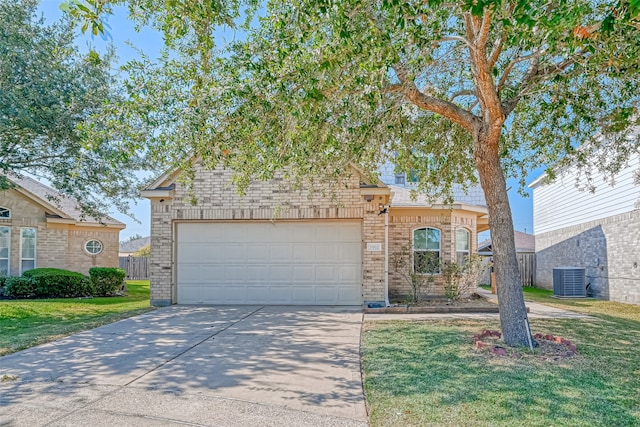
[473,329,580,362]
[364,293,501,314]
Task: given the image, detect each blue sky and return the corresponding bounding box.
[38,1,540,241]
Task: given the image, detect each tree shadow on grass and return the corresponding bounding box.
[363,320,640,426]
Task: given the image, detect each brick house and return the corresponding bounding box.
[531,147,640,305]
[0,175,125,276]
[142,163,489,306]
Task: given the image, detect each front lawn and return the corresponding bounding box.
[481,285,640,322]
[363,298,640,426]
[0,280,153,356]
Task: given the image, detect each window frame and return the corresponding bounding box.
[412,227,441,274]
[0,226,10,275]
[84,239,104,256]
[20,227,37,274]
[0,207,10,219]
[456,228,471,266]
[394,173,406,185]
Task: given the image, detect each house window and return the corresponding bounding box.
[394,173,406,185]
[0,226,9,275]
[20,228,36,274]
[85,239,104,255]
[456,228,470,266]
[0,207,9,218]
[413,227,441,273]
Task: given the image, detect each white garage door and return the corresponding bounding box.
[176,221,362,305]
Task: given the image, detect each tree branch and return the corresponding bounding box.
[477,8,492,48]
[391,64,478,132]
[463,10,504,131]
[450,89,477,102]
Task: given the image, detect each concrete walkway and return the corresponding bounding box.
[0,306,367,427]
[365,288,593,321]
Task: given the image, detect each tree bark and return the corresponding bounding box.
[474,128,532,347]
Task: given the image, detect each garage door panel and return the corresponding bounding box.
[315,244,340,262]
[292,226,316,242]
[315,265,338,281]
[338,265,359,281]
[269,244,292,261]
[269,286,292,303]
[292,286,315,303]
[293,244,315,260]
[269,265,293,281]
[244,286,270,303]
[224,285,251,303]
[316,286,338,304]
[339,286,361,302]
[177,222,362,305]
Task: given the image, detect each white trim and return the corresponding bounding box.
[455,227,471,265]
[412,226,442,274]
[0,226,10,276]
[20,227,37,275]
[84,239,104,256]
[0,206,10,219]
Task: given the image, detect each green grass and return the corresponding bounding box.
[0,280,153,356]
[363,297,640,426]
[480,284,640,323]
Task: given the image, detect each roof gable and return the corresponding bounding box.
[4,174,124,227]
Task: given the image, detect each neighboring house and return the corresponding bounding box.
[478,231,536,286]
[530,150,640,305]
[119,236,151,256]
[0,175,125,276]
[142,162,489,306]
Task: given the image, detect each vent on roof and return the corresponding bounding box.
[553,267,586,298]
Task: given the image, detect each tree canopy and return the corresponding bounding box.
[74,0,639,345]
[0,0,143,218]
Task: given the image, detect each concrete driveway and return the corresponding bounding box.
[0,306,367,427]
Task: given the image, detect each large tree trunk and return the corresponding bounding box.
[475,131,532,347]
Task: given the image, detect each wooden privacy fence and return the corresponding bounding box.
[119,256,149,280]
[517,252,536,287]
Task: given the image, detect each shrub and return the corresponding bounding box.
[442,255,487,301]
[89,267,126,296]
[4,277,37,299]
[0,273,8,296]
[391,244,437,304]
[23,268,92,298]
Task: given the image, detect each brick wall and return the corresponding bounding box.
[149,164,388,306]
[66,227,120,274]
[0,189,120,276]
[536,210,640,305]
[388,209,478,299]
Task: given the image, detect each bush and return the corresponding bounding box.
[442,255,487,301]
[23,268,93,298]
[0,273,8,296]
[4,276,37,299]
[89,267,126,296]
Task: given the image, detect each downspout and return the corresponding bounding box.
[384,206,390,307]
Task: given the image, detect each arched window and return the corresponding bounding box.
[0,207,10,218]
[413,227,441,274]
[456,228,470,266]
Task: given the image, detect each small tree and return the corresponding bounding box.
[391,244,437,304]
[442,255,487,301]
[134,245,151,257]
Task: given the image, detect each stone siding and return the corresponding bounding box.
[149,164,388,306]
[536,210,640,305]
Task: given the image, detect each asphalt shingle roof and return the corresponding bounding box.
[6,174,124,226]
[389,184,487,207]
